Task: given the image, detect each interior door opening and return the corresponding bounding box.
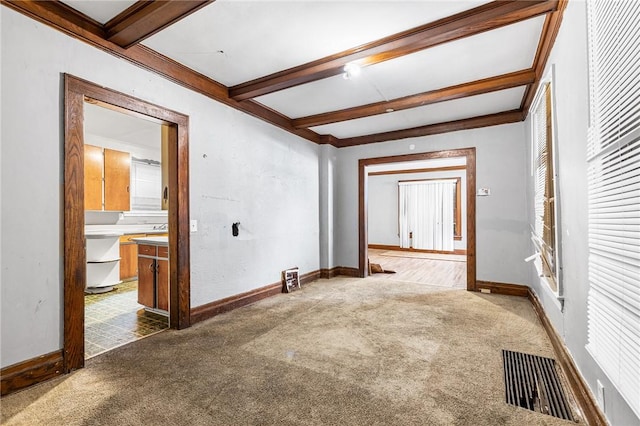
[64,74,191,372]
[358,148,476,291]
[83,102,170,359]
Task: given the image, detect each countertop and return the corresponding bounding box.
[85,226,168,236]
[131,236,169,246]
[85,231,123,238]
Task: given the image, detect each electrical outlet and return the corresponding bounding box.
[597,380,605,411]
[190,219,198,233]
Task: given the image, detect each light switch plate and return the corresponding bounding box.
[190,219,197,233]
[477,188,491,196]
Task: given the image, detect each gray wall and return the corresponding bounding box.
[333,123,531,286]
[368,170,467,250]
[0,8,320,367]
[524,2,638,424]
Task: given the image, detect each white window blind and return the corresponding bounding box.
[586,0,640,418]
[532,81,557,291]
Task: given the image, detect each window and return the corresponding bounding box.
[586,0,640,418]
[531,81,557,291]
[453,178,462,240]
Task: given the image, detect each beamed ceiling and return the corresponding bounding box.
[3,0,568,147]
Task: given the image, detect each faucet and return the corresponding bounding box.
[153,223,168,230]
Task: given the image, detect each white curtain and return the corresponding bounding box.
[399,180,456,251]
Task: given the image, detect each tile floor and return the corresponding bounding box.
[85,281,169,358]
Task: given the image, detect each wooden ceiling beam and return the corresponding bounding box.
[229,0,558,101]
[521,0,568,115]
[336,109,525,147]
[293,69,535,129]
[1,0,322,144]
[105,1,213,49]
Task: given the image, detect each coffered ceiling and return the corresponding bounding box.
[4,0,567,147]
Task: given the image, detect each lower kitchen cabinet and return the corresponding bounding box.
[137,256,155,307]
[120,233,167,281]
[136,241,169,315]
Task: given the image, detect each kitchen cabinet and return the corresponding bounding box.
[119,234,144,281]
[84,144,131,211]
[84,145,103,211]
[119,233,168,281]
[135,238,169,316]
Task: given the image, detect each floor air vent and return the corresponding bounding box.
[502,349,574,421]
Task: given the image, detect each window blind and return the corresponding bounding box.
[586,0,640,418]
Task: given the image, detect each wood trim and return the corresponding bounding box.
[319,267,361,279]
[368,165,466,176]
[320,267,341,279]
[64,76,87,372]
[359,148,476,290]
[528,290,608,426]
[475,280,529,297]
[64,74,191,372]
[455,177,462,239]
[1,350,64,396]
[466,149,477,291]
[293,69,535,128]
[521,0,568,115]
[368,244,467,256]
[104,0,213,48]
[1,0,323,145]
[190,270,323,324]
[229,1,557,100]
[338,110,524,147]
[190,282,282,324]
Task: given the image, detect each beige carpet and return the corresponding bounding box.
[1,277,581,425]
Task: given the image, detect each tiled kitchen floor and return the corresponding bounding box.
[85,281,169,359]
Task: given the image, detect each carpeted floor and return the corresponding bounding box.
[1,277,581,425]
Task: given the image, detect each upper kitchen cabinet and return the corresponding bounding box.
[84,144,103,210]
[104,148,130,211]
[84,144,131,211]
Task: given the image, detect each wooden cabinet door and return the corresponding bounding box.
[119,243,138,281]
[156,258,169,311]
[84,144,103,210]
[137,257,155,308]
[104,148,130,211]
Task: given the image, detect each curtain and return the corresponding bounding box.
[399,180,456,251]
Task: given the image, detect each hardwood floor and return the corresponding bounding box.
[367,248,466,288]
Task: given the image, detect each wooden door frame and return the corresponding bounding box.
[64,74,191,372]
[358,148,477,291]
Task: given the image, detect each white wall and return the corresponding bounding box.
[85,133,161,163]
[368,169,466,250]
[0,8,320,367]
[524,2,638,424]
[334,123,531,286]
[318,144,338,270]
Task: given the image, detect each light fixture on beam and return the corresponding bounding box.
[343,62,362,80]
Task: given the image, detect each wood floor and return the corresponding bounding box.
[367,248,466,288]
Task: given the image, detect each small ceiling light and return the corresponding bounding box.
[386,108,395,113]
[343,63,362,80]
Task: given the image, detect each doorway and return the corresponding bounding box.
[64,75,191,372]
[358,148,477,291]
[83,102,169,358]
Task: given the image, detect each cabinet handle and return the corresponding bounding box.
[149,263,155,272]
